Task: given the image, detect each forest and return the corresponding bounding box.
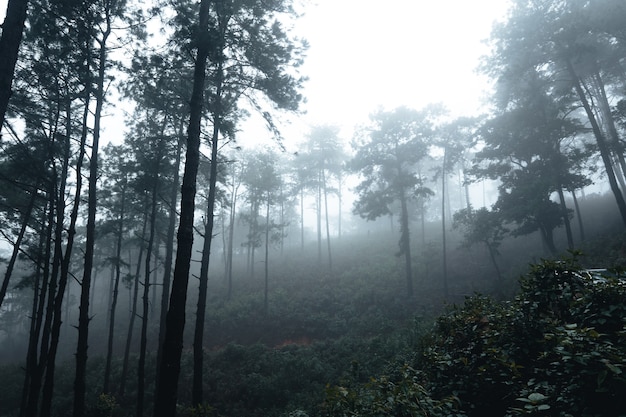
[1,0,626,416]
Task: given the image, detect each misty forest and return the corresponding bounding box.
[1,0,626,416]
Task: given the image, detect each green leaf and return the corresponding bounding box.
[528,392,547,402]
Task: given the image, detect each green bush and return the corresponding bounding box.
[418,256,626,416]
[323,365,464,417]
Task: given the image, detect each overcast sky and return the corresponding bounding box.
[290,1,510,126]
[0,0,511,149]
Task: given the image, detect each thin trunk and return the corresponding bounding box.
[399,190,413,297]
[571,189,586,242]
[226,181,238,300]
[119,208,148,398]
[300,188,304,250]
[486,242,503,295]
[539,223,558,256]
[441,152,449,300]
[40,90,89,417]
[74,9,111,415]
[21,201,51,417]
[316,175,322,264]
[156,124,183,383]
[193,57,223,405]
[103,178,126,394]
[264,193,270,315]
[322,169,332,271]
[153,0,210,413]
[337,171,343,239]
[138,167,160,417]
[250,200,258,279]
[556,187,574,249]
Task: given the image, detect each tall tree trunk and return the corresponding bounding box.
[138,167,160,417]
[154,0,210,414]
[0,0,29,128]
[40,90,90,417]
[102,183,124,394]
[556,187,574,249]
[399,188,413,297]
[441,152,449,300]
[21,199,52,417]
[571,189,586,242]
[119,208,148,398]
[322,169,332,272]
[316,174,322,264]
[300,188,304,250]
[74,9,111,415]
[264,192,270,316]
[156,123,183,382]
[226,178,239,300]
[193,58,223,405]
[337,171,343,240]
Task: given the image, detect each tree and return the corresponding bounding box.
[473,72,587,255]
[299,125,347,272]
[351,106,437,297]
[435,114,476,299]
[100,144,133,395]
[453,206,508,287]
[483,0,626,226]
[154,0,305,413]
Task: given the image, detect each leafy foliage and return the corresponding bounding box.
[419,255,626,416]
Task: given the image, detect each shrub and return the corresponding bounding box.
[417,255,626,416]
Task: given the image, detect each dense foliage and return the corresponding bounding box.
[327,255,626,417]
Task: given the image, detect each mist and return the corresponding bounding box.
[2,0,626,416]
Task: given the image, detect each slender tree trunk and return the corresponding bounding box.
[337,171,343,239]
[316,174,322,264]
[40,90,90,417]
[193,58,223,405]
[226,202,236,299]
[226,178,239,300]
[441,152,449,300]
[120,209,148,397]
[0,0,29,128]
[556,187,574,249]
[485,242,503,295]
[264,192,270,316]
[102,186,123,394]
[154,0,210,413]
[300,188,304,250]
[156,124,183,383]
[571,189,586,242]
[74,9,111,415]
[399,188,413,297]
[322,169,332,271]
[138,166,160,417]
[21,200,52,417]
[539,223,558,256]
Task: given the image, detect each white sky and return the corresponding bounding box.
[294,1,508,123]
[1,0,510,148]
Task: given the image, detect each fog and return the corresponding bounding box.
[2,0,626,416]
